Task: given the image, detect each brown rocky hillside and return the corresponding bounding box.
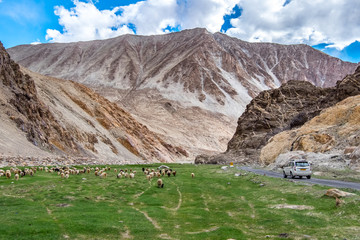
[260,94,360,168]
[0,42,186,164]
[196,66,360,165]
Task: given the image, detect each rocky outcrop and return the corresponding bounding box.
[196,66,360,165]
[0,42,186,164]
[8,28,358,158]
[0,41,78,154]
[261,94,360,166]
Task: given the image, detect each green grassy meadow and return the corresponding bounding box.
[0,164,359,240]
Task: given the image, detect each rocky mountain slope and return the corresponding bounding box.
[196,66,360,165]
[8,28,358,158]
[263,95,360,170]
[0,42,185,164]
[261,68,360,169]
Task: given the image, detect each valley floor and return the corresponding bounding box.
[0,164,359,239]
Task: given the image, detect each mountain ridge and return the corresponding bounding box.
[1,41,186,164]
[7,28,359,158]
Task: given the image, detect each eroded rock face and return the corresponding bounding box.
[196,66,360,165]
[1,42,186,163]
[0,41,78,153]
[261,94,360,166]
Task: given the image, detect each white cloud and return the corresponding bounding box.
[46,0,360,51]
[46,0,237,42]
[226,0,360,50]
[46,0,134,42]
[31,39,42,45]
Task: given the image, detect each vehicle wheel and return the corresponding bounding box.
[307,175,311,179]
[299,176,303,179]
[283,171,287,178]
[290,172,295,179]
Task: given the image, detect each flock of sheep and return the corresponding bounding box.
[0,166,195,188]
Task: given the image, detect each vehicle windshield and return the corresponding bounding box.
[296,162,309,167]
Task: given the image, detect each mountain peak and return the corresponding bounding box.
[7,30,358,158]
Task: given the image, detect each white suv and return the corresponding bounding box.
[283,160,312,179]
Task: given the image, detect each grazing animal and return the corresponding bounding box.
[65,174,69,179]
[191,173,195,178]
[117,173,122,179]
[157,179,164,188]
[142,167,145,172]
[14,173,19,181]
[172,171,176,177]
[130,173,135,179]
[100,172,107,179]
[167,172,171,177]
[95,171,99,176]
[146,175,152,181]
[6,170,11,179]
[114,169,118,173]
[61,173,65,178]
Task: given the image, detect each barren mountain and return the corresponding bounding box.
[8,28,358,157]
[0,42,185,164]
[196,66,360,165]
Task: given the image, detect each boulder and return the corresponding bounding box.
[325,188,356,198]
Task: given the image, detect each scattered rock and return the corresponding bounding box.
[278,233,289,238]
[325,188,356,198]
[56,203,72,208]
[270,204,314,210]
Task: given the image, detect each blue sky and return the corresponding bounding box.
[0,0,359,63]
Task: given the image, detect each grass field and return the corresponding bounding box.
[0,164,359,240]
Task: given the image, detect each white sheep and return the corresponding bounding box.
[146,175,152,181]
[157,178,164,188]
[6,170,11,179]
[100,172,107,179]
[191,173,195,178]
[129,173,135,179]
[14,173,19,181]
